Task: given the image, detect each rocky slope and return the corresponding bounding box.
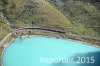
[46,0,100,35]
[2,0,99,37]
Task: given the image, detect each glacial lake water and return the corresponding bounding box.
[2,36,100,66]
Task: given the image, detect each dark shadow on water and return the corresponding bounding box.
[73,51,100,66]
[51,51,100,66]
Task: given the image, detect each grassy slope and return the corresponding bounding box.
[0,16,12,63]
[0,0,100,46]
[3,0,72,29]
[45,0,100,35]
[1,0,100,44]
[2,0,99,37]
[0,17,12,41]
[0,0,100,65]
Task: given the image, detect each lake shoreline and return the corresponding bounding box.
[1,35,100,66]
[21,35,100,48]
[1,38,14,66]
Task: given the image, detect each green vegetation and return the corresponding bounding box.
[45,0,100,35]
[0,0,99,44]
[0,47,3,57]
[2,0,99,37]
[0,0,100,64]
[0,0,100,65]
[0,17,11,39]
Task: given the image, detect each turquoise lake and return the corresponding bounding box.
[2,37,100,66]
